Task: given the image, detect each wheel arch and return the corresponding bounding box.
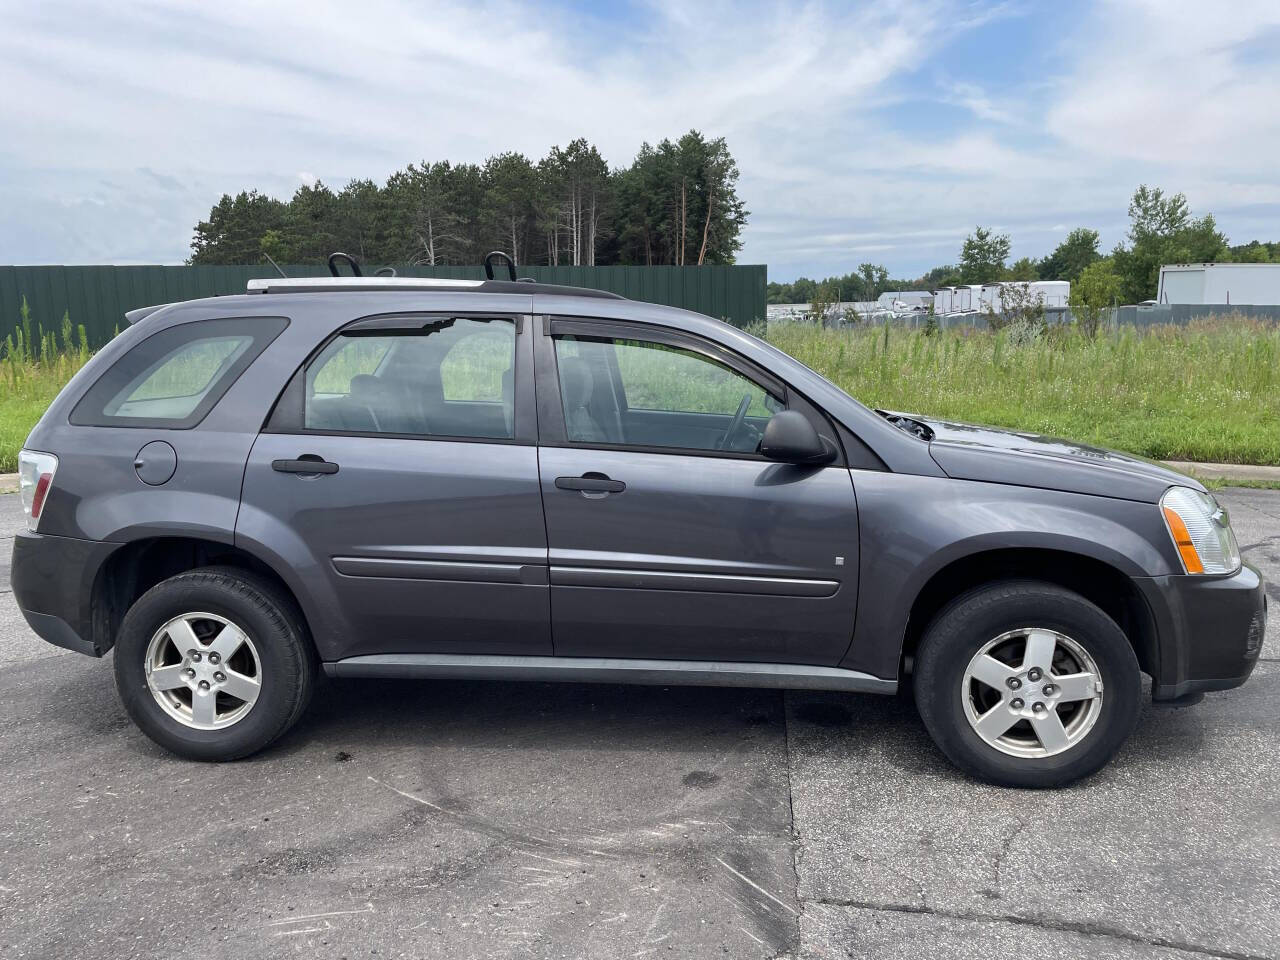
[897,546,1160,682]
[90,536,316,657]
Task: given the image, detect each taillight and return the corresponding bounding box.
[17,450,59,531]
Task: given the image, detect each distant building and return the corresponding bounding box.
[1157,263,1280,305]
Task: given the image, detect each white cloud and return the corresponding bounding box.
[0,0,1276,279]
[1048,1,1280,163]
[942,81,1019,125]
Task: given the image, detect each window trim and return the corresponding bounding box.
[535,316,846,465]
[69,316,288,430]
[263,311,532,445]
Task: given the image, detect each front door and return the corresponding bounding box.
[534,319,860,665]
[237,312,551,662]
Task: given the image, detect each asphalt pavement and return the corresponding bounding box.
[1,490,1277,959]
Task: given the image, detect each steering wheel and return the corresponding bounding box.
[717,394,753,451]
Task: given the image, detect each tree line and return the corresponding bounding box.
[190,131,748,269]
[769,185,1277,306]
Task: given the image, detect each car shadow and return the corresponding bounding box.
[27,656,1217,778]
[280,675,787,757]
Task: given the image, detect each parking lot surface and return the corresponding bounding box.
[1,489,1277,959]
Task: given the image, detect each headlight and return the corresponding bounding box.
[1160,486,1241,575]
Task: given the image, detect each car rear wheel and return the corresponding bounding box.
[113,566,316,761]
[913,580,1141,788]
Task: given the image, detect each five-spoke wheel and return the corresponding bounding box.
[961,628,1103,758]
[145,612,262,729]
[914,580,1141,788]
[114,567,316,761]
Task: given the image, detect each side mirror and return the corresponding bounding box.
[759,410,836,465]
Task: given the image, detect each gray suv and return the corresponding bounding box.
[10,275,1266,787]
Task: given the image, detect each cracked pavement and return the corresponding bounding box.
[1,490,1277,959]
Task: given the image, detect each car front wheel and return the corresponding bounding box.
[913,580,1141,788]
[113,566,316,761]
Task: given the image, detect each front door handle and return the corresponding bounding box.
[555,473,625,494]
[273,456,339,475]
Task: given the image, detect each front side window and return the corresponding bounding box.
[553,335,782,454]
[70,316,287,428]
[304,317,516,440]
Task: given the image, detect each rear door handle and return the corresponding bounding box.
[555,474,625,494]
[272,457,339,475]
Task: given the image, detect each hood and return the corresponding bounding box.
[880,411,1203,503]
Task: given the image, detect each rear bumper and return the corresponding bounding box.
[1137,563,1267,701]
[10,530,118,657]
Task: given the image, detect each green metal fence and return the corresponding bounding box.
[0,263,768,349]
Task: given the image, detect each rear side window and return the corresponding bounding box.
[70,317,288,428]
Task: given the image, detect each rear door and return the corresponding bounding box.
[237,311,551,662]
[534,317,860,665]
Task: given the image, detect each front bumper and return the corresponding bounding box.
[1137,562,1267,701]
[10,530,119,657]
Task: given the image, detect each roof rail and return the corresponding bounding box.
[245,276,626,300]
[248,277,483,294]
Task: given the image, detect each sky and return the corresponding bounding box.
[1,0,1278,282]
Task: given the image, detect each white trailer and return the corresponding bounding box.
[1156,263,1280,305]
[932,287,954,313]
[979,284,1004,313]
[1031,280,1070,308]
[956,285,980,311]
[975,281,1071,315]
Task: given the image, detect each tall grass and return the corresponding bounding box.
[766,315,1280,465]
[1,299,92,471]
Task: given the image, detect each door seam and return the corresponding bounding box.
[530,314,558,654]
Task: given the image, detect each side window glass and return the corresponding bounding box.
[107,336,251,420]
[305,318,516,440]
[440,327,512,402]
[70,316,287,428]
[553,335,782,453]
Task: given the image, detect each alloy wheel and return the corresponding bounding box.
[144,612,262,730]
[960,628,1104,758]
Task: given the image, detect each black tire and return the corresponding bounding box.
[113,566,317,761]
[913,580,1141,788]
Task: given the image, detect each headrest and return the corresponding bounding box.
[559,360,593,408]
[348,374,385,398]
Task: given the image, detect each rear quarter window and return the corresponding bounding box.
[70,316,288,429]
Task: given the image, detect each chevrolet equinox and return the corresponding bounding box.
[10,273,1266,787]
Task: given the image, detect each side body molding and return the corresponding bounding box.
[325,653,896,693]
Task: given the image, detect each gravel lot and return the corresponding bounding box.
[1,489,1277,960]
